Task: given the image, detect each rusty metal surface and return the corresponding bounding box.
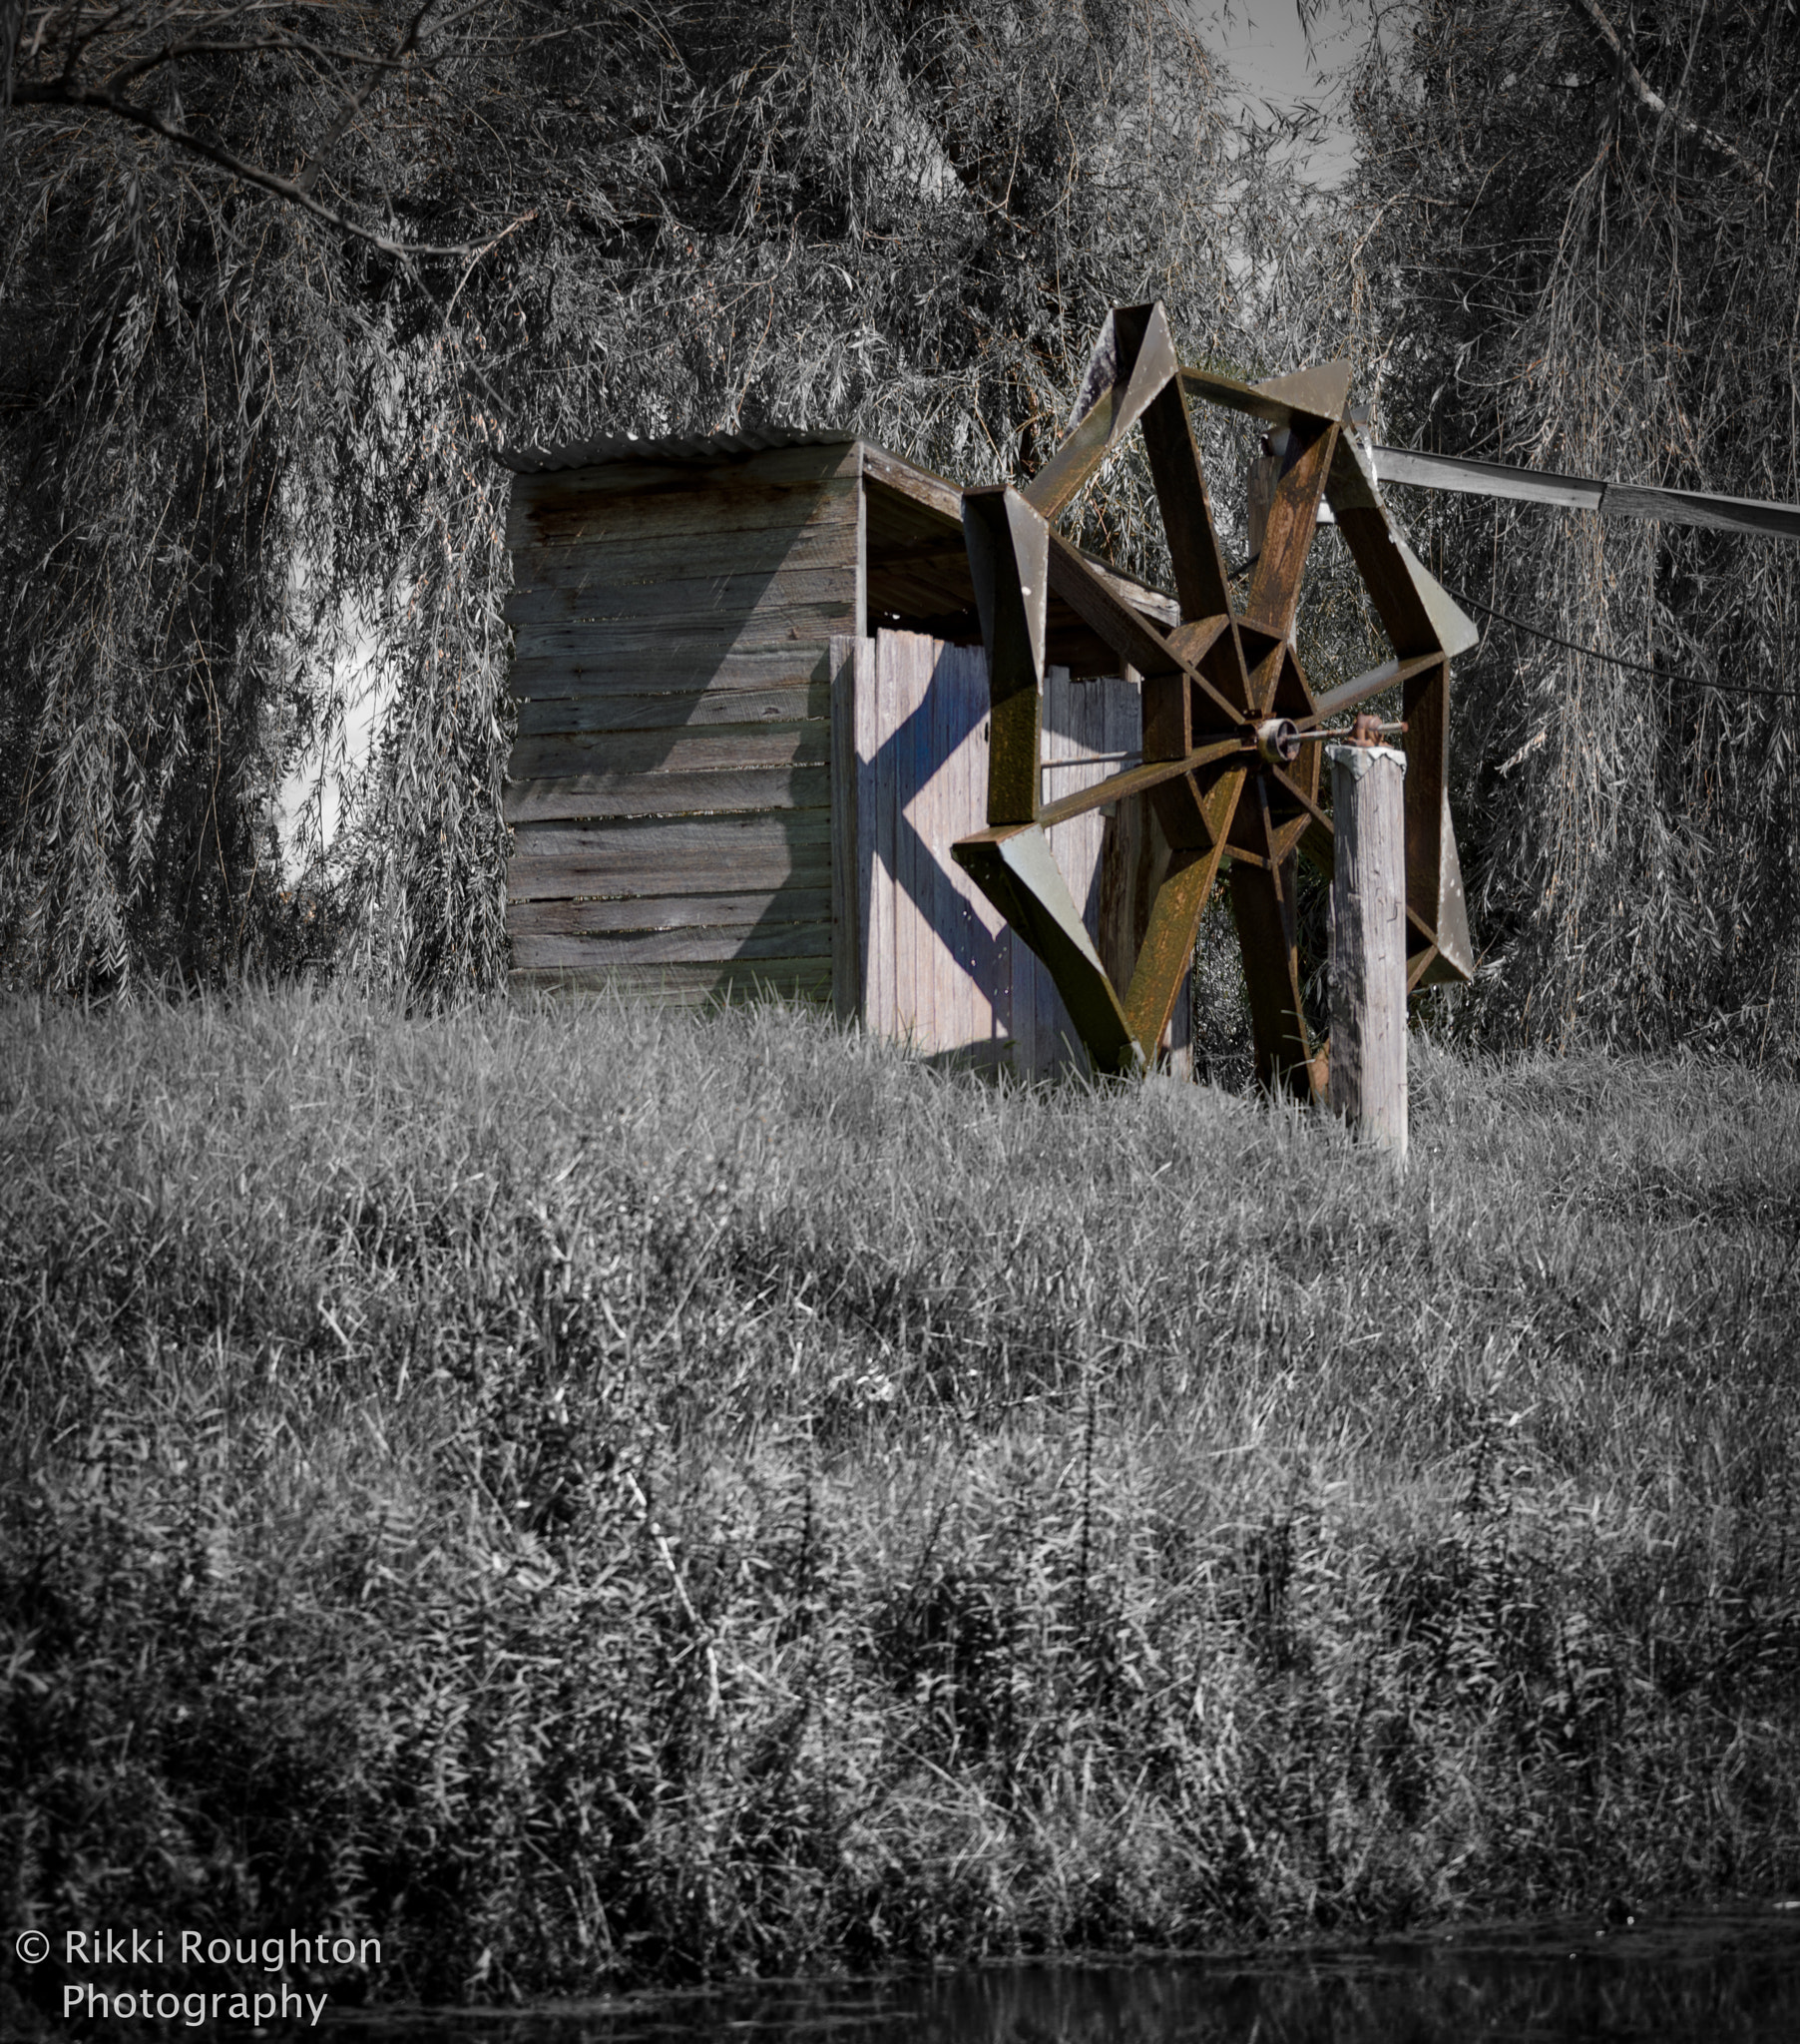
[962,488,1050,827]
[1025,303,1181,522]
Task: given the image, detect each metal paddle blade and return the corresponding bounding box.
[1025,302,1180,522]
[951,823,1141,1074]
[1416,793,1475,986]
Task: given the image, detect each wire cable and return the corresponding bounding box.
[1445,581,1800,702]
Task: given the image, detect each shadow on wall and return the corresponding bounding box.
[854,632,1188,1080]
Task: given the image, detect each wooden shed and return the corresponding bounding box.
[499,427,1191,1075]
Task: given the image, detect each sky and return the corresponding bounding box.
[1198,0,1362,188]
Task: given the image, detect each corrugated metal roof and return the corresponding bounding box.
[496,424,858,474]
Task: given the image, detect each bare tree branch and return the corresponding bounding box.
[12,72,508,256]
[5,2,515,259]
[1564,0,1773,194]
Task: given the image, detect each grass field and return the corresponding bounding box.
[3,984,1799,2014]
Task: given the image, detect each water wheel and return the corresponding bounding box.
[952,300,1479,1090]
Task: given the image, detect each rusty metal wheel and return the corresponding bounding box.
[952,301,1478,1090]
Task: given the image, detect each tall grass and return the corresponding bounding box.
[3,985,1799,2018]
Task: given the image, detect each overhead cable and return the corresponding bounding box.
[1445,582,1800,703]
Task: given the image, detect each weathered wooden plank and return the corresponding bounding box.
[508,601,858,668]
[506,442,861,544]
[508,812,832,900]
[518,438,860,494]
[919,633,947,1051]
[893,633,920,1041]
[512,528,857,609]
[892,633,922,1032]
[829,636,863,1026]
[1007,666,1100,1078]
[511,920,833,969]
[852,449,869,639]
[509,647,831,701]
[912,632,941,1047]
[506,721,828,784]
[508,890,833,937]
[861,452,963,523]
[503,764,830,826]
[940,642,968,1051]
[928,625,960,1048]
[509,850,833,905]
[858,633,886,1030]
[509,478,860,564]
[960,643,1003,1054]
[510,957,834,1005]
[915,632,943,1049]
[873,624,899,1039]
[510,551,856,626]
[504,561,858,633]
[513,685,828,737]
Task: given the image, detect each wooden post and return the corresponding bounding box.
[1326,743,1408,1158]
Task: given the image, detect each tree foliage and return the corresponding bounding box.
[1345,0,1800,1055]
[2,0,1317,997]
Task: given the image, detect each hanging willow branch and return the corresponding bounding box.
[2,1,1323,999]
[1351,0,1800,1057]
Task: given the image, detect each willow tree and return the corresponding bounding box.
[2,0,1320,998]
[1342,0,1800,1055]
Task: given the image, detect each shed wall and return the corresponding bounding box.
[502,440,861,1001]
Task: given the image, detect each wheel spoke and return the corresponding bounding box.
[1303,652,1444,724]
[1125,836,1231,1051]
[1045,535,1244,730]
[1036,735,1246,829]
[951,824,1138,1073]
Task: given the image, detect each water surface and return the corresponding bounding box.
[333,1904,1800,2042]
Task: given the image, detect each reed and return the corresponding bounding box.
[3,984,1797,2017]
